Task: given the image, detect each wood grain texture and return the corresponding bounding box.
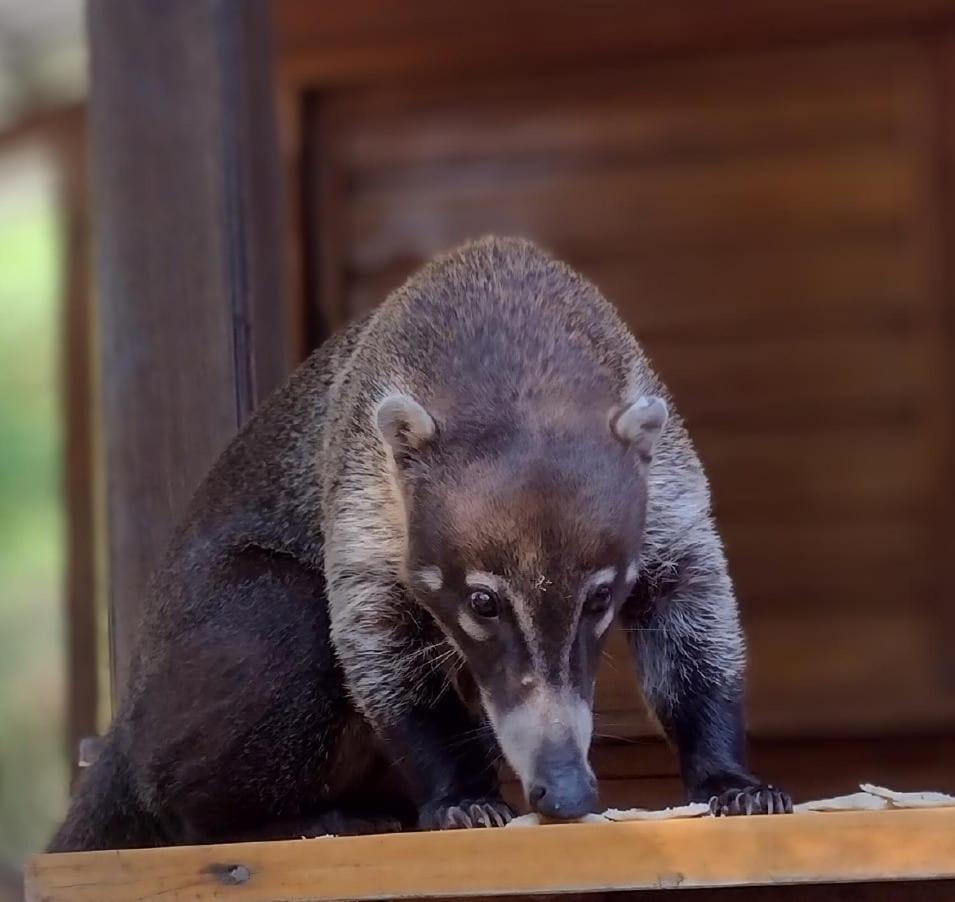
[274,0,955,86]
[24,809,955,902]
[88,0,289,699]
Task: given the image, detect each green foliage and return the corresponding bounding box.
[0,158,68,874]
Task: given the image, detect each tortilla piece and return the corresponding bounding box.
[794,792,888,813]
[860,783,955,808]
[603,803,710,821]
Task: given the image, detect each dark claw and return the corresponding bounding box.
[447,807,469,828]
[420,798,514,830]
[710,784,792,817]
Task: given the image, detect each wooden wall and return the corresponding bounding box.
[275,1,955,741]
[83,0,955,750]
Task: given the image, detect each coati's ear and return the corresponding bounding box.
[375,393,436,461]
[611,395,668,459]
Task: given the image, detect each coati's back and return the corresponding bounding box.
[340,237,659,425]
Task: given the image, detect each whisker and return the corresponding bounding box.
[600,650,620,673]
[592,732,646,744]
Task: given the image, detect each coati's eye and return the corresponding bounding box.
[468,589,501,619]
[584,583,614,616]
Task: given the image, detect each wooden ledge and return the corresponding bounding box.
[25,808,955,902]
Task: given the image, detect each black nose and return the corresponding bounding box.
[529,772,599,820]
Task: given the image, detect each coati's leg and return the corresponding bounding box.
[380,691,512,830]
[622,533,792,816]
[328,579,511,830]
[133,549,422,844]
[47,737,164,851]
[53,547,407,851]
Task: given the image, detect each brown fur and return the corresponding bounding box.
[49,237,787,852]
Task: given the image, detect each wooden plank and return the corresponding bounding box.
[699,427,933,517]
[722,519,932,614]
[646,332,933,428]
[746,612,955,732]
[274,0,955,86]
[589,733,955,787]
[523,734,955,810]
[87,0,289,699]
[345,237,929,340]
[322,43,918,170]
[24,809,955,901]
[596,605,955,737]
[344,145,915,271]
[581,738,955,816]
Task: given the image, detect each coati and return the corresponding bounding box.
[49,236,790,852]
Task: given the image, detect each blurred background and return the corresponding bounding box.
[0,1,86,898]
[4,1,955,898]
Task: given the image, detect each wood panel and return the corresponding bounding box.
[88,0,289,699]
[274,0,955,86]
[595,608,955,738]
[347,239,926,340]
[305,41,951,734]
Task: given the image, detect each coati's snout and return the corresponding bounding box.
[529,739,599,820]
[487,687,599,819]
[376,388,669,819]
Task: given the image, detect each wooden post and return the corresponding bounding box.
[87,0,289,701]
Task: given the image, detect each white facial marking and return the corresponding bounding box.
[521,674,535,688]
[594,606,615,638]
[483,687,594,791]
[467,571,541,669]
[415,566,443,591]
[458,610,492,641]
[626,561,639,584]
[579,567,618,639]
[465,571,506,592]
[589,566,618,590]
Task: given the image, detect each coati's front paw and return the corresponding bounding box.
[419,798,514,830]
[709,785,792,816]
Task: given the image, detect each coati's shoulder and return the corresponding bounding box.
[172,311,378,559]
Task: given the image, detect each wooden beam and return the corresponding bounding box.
[24,809,955,901]
[87,0,289,700]
[274,0,955,87]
